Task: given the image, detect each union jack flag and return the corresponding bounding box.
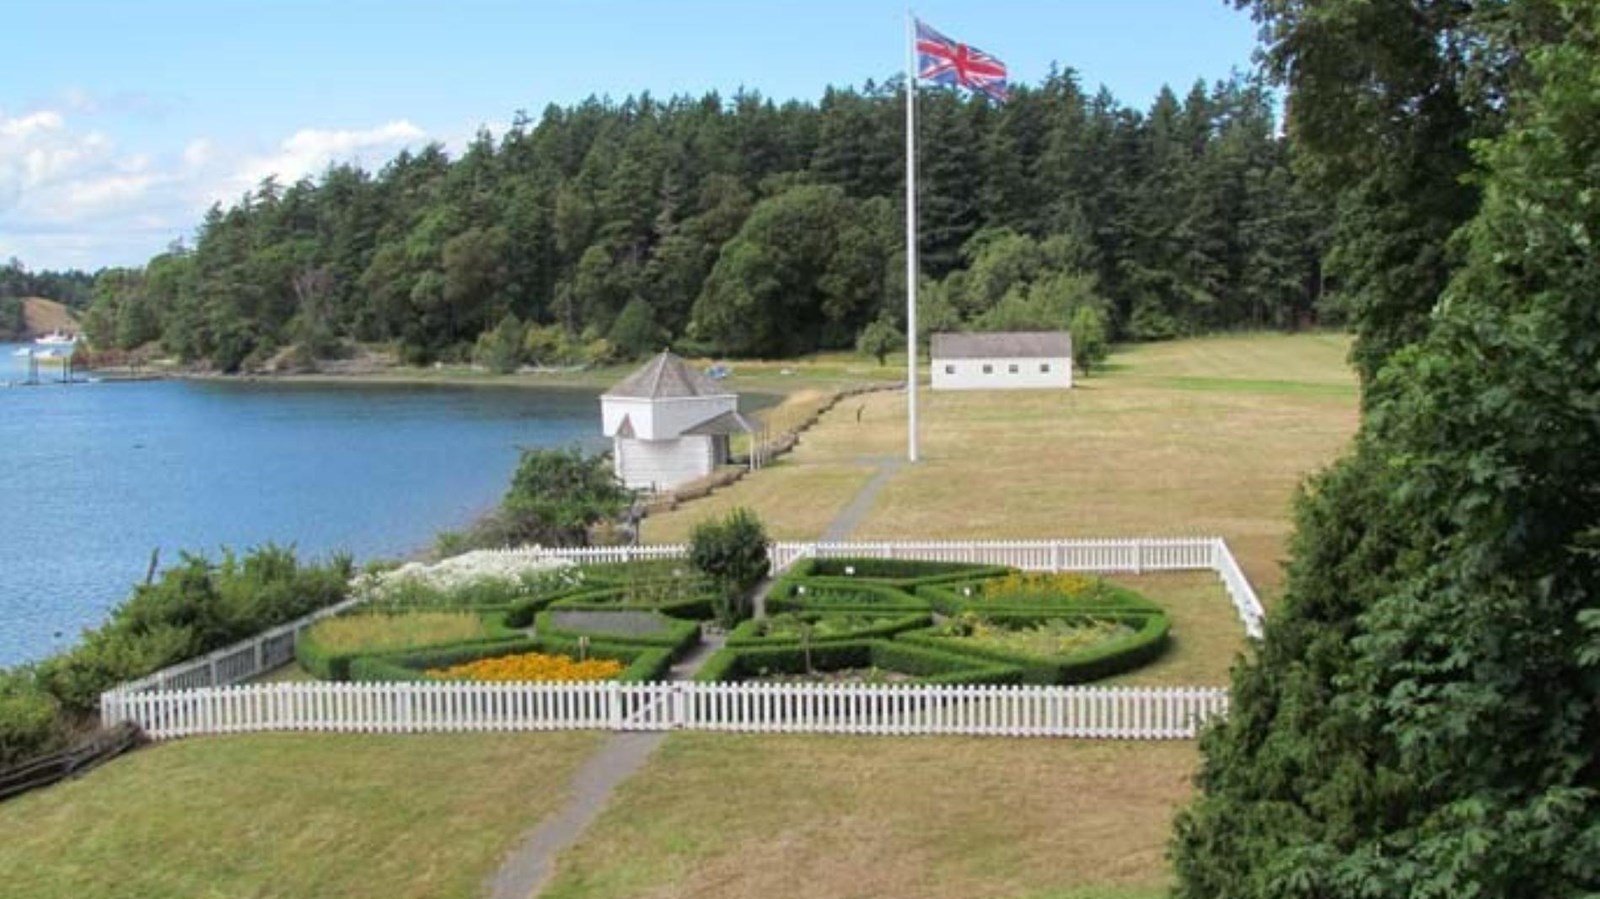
[916,19,1008,102]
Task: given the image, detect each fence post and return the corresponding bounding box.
[1051,541,1063,573]
[608,681,623,731]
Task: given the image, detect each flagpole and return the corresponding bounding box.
[904,10,920,463]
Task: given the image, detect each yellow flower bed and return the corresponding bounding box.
[427,651,625,682]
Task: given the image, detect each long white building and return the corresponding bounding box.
[600,351,758,492]
[930,331,1074,391]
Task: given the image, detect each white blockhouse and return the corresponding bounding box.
[600,351,760,492]
[930,331,1074,391]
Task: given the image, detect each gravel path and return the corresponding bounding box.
[490,454,901,897]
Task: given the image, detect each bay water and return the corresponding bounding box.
[0,349,617,666]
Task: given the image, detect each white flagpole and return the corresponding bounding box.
[904,10,920,463]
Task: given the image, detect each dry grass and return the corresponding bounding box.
[303,611,490,655]
[649,333,1359,600]
[0,732,601,899]
[542,734,1192,899]
[1101,573,1247,686]
[643,458,878,543]
[20,297,78,336]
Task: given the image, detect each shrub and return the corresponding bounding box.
[548,586,718,622]
[34,545,352,715]
[348,637,670,684]
[765,580,929,614]
[498,447,631,547]
[917,574,1161,615]
[786,557,1012,587]
[689,508,770,627]
[0,669,64,768]
[725,612,932,647]
[693,639,1022,685]
[898,612,1170,685]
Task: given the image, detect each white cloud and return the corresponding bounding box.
[0,109,435,270]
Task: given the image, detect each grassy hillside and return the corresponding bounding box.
[12,297,79,339]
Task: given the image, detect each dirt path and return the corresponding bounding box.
[821,455,904,542]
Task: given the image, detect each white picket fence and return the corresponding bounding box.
[98,536,1265,740]
[102,680,1229,742]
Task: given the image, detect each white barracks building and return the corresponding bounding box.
[600,351,759,492]
[931,331,1074,391]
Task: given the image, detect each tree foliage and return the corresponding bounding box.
[688,507,771,628]
[79,73,1327,369]
[492,448,630,548]
[1173,3,1600,896]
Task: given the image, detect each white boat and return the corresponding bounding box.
[33,331,77,346]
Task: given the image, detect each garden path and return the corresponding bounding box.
[492,461,898,898]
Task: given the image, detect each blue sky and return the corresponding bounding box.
[2,1,1263,271]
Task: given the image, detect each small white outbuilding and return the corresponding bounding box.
[600,351,760,492]
[930,331,1074,391]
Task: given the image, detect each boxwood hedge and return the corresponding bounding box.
[535,609,701,661]
[347,636,672,683]
[693,639,1022,685]
[295,610,522,681]
[782,557,1012,587]
[765,580,929,614]
[916,578,1163,616]
[897,612,1171,685]
[725,612,933,647]
[549,587,717,621]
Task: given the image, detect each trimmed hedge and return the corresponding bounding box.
[765,580,929,614]
[348,637,671,684]
[897,612,1171,685]
[295,610,520,681]
[505,587,612,627]
[535,609,701,661]
[577,560,709,587]
[782,557,1012,587]
[549,587,717,622]
[693,639,1022,685]
[725,612,932,647]
[916,578,1164,616]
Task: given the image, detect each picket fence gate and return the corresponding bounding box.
[103,680,1229,742]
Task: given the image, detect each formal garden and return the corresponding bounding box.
[289,549,1174,690]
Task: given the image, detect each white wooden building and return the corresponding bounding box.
[600,351,760,492]
[930,331,1074,391]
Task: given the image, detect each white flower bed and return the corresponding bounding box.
[355,549,579,601]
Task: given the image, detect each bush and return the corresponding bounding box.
[916,575,1161,616]
[765,580,929,614]
[549,586,718,622]
[725,612,932,647]
[498,448,631,547]
[0,669,65,768]
[37,546,352,715]
[693,639,1022,685]
[689,508,771,627]
[898,612,1170,685]
[349,637,669,683]
[295,611,520,681]
[786,557,1012,587]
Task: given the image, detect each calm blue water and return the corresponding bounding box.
[0,346,611,666]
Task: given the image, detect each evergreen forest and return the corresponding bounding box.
[73,71,1326,371]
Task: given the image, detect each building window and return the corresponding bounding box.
[1008,363,1019,374]
[1040,363,1051,373]
[944,364,955,374]
[982,364,993,374]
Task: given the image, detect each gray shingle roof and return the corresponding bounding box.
[681,409,760,436]
[605,351,732,399]
[930,331,1073,359]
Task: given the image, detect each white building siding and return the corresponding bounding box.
[931,356,1073,391]
[614,436,716,491]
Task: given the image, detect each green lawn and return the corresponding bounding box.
[0,732,601,899]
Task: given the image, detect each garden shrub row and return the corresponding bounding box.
[693,640,1023,685]
[535,609,702,661]
[765,580,929,614]
[783,557,1011,587]
[348,637,671,684]
[549,588,717,622]
[294,610,521,681]
[898,612,1171,685]
[725,612,933,647]
[916,578,1163,616]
